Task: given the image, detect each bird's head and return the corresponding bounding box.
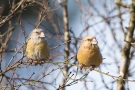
[29,29,45,44]
[81,36,98,49]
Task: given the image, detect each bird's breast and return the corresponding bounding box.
[77,45,102,67]
[26,41,50,61]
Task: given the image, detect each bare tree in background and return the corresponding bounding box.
[0,0,135,90]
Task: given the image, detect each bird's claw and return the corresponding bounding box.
[79,64,83,70]
[89,65,95,71]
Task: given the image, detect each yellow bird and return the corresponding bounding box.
[77,36,102,70]
[25,29,50,65]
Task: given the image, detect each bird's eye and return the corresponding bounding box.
[87,39,91,41]
[35,31,39,34]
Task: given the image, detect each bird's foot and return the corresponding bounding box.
[39,59,45,65]
[89,65,95,71]
[28,59,33,65]
[28,59,38,66]
[28,59,46,66]
[79,64,83,70]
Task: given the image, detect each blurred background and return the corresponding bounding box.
[0,0,135,90]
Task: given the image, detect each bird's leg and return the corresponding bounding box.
[39,59,45,65]
[29,59,33,64]
[29,59,38,66]
[79,64,83,70]
[89,65,95,71]
[41,59,45,63]
[29,59,33,62]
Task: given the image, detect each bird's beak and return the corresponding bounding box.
[40,32,45,38]
[91,38,98,44]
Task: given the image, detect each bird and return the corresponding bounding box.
[77,36,102,71]
[25,28,50,65]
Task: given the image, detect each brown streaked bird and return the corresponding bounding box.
[25,28,50,65]
[77,36,102,70]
